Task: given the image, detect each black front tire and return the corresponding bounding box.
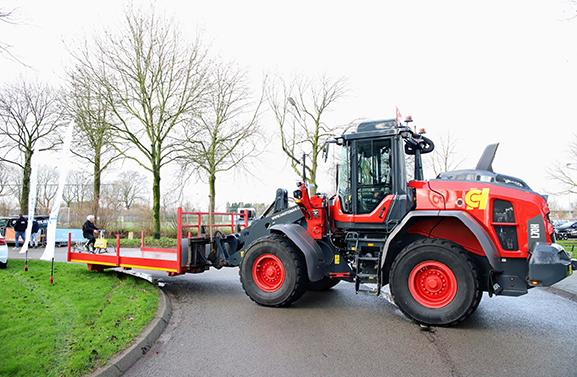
[389,238,481,326]
[239,234,308,307]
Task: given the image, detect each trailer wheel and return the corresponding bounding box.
[240,234,308,307]
[389,238,481,326]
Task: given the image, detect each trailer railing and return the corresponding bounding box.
[69,207,250,275]
[180,209,250,236]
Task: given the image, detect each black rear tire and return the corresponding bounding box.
[240,234,308,307]
[389,238,481,326]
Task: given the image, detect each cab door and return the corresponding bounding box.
[354,138,393,217]
[334,137,397,229]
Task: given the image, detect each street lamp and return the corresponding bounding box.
[287,97,303,120]
[287,97,309,185]
[568,163,574,220]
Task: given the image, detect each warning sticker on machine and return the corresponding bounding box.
[271,206,301,221]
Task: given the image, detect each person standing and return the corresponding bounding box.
[82,215,100,253]
[30,219,40,249]
[13,214,27,250]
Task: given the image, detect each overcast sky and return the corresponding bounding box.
[1,0,576,212]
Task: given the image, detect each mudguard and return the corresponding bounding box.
[270,224,325,282]
[381,210,503,272]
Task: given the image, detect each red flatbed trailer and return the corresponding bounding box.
[67,208,248,274]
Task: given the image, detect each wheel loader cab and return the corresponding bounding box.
[332,119,409,230]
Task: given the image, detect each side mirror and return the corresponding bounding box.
[322,142,330,162]
[322,140,339,162]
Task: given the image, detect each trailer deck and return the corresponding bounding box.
[68,246,181,273]
[67,208,247,274]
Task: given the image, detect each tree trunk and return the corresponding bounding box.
[152,167,161,239]
[93,149,101,221]
[310,148,318,196]
[20,149,33,214]
[209,172,216,230]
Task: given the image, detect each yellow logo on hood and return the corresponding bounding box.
[465,188,490,210]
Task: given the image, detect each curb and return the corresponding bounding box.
[537,286,577,303]
[89,284,172,377]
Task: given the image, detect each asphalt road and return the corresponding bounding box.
[122,267,577,377]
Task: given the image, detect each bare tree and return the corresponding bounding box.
[428,129,466,176]
[98,183,125,230]
[0,77,63,213]
[0,198,17,216]
[546,135,577,219]
[0,6,21,62]
[548,135,577,195]
[113,170,149,210]
[0,162,9,196]
[62,170,93,208]
[35,165,59,214]
[1,163,21,202]
[547,199,567,221]
[64,66,124,220]
[268,74,349,195]
[69,5,211,238]
[180,63,264,217]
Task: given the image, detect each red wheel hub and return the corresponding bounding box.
[408,261,457,308]
[253,254,285,292]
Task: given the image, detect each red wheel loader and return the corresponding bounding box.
[224,117,574,326]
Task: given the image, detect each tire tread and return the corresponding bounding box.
[390,237,482,326]
[239,234,308,307]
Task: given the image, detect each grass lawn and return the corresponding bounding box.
[0,259,159,377]
[558,239,577,259]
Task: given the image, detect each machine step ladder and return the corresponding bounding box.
[348,236,386,296]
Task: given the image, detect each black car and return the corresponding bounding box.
[556,220,577,240]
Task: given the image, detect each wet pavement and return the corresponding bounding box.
[6,245,577,377]
[7,245,577,301]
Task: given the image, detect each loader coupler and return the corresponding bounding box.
[186,233,241,270]
[187,237,213,268]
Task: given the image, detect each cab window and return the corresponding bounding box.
[338,145,352,213]
[356,139,392,214]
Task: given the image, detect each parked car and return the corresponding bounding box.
[0,234,7,268]
[1,215,49,245]
[0,216,11,237]
[235,207,257,233]
[556,220,577,240]
[236,207,256,225]
[553,219,569,228]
